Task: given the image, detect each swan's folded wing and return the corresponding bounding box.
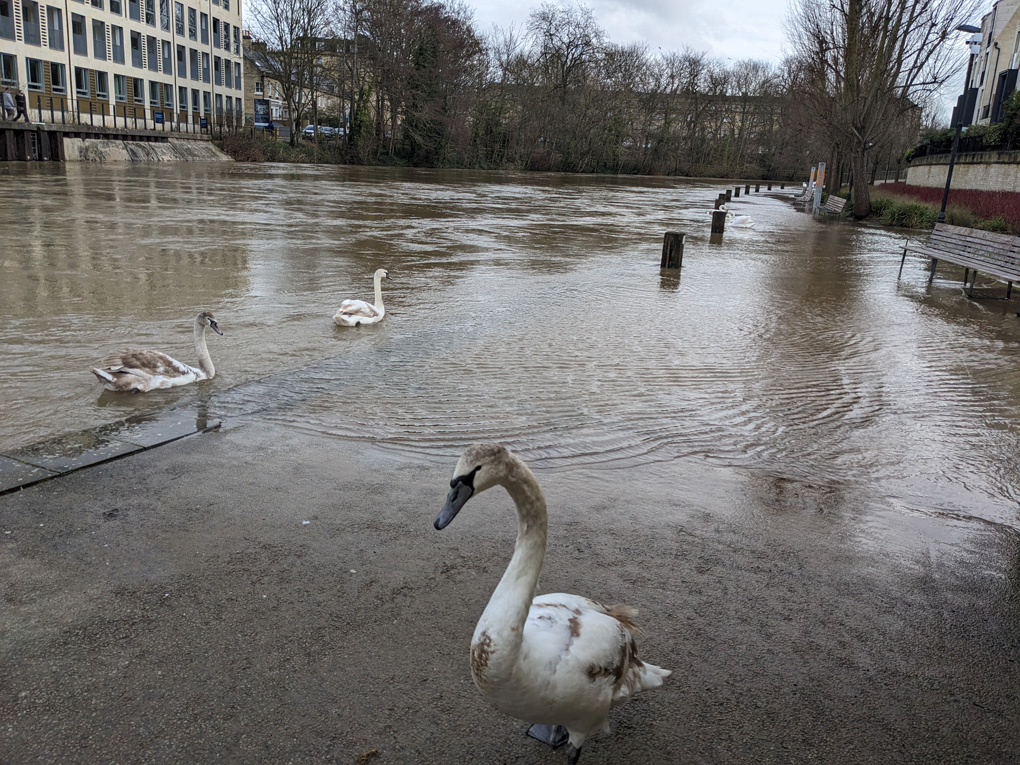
[337,299,381,318]
[98,348,194,377]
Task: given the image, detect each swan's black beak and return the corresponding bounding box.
[209,319,223,335]
[434,477,474,530]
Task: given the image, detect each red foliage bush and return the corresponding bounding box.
[880,182,1020,230]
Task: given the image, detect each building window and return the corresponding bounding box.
[128,0,139,22]
[212,17,219,48]
[233,26,239,55]
[199,12,207,44]
[187,7,195,40]
[71,12,87,55]
[130,30,142,67]
[222,0,228,11]
[189,48,198,80]
[162,38,171,72]
[174,1,182,35]
[144,0,154,26]
[114,73,126,101]
[222,22,229,51]
[177,84,186,110]
[109,0,121,14]
[201,51,209,83]
[149,80,159,105]
[213,55,220,85]
[74,66,89,97]
[234,61,240,89]
[159,0,168,31]
[0,52,16,86]
[22,1,41,46]
[132,77,144,103]
[191,87,199,112]
[163,84,172,108]
[90,0,103,9]
[176,43,184,75]
[215,92,221,115]
[49,61,66,94]
[0,0,14,42]
[26,58,44,90]
[96,70,108,98]
[203,90,210,114]
[92,19,106,59]
[46,6,63,50]
[111,25,124,64]
[254,80,263,95]
[224,59,232,88]
[146,35,157,71]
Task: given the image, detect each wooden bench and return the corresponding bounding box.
[819,196,846,218]
[898,222,1020,315]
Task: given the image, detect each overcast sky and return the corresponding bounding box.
[466,0,794,64]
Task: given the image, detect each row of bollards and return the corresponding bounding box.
[662,180,788,269]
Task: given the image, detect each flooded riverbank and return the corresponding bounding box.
[1,162,1019,533]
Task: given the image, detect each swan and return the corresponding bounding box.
[713,204,755,228]
[434,443,670,764]
[91,311,223,393]
[334,268,390,326]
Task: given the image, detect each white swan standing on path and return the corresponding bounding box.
[91,311,223,393]
[434,443,671,764]
[334,268,390,326]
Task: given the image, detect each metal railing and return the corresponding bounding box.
[17,93,248,138]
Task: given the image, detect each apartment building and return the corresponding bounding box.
[967,0,1020,126]
[0,0,243,128]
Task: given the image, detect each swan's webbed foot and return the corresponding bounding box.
[566,743,582,764]
[527,724,569,748]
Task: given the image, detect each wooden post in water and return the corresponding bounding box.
[661,231,684,269]
[744,184,750,194]
[725,189,732,201]
[755,184,760,192]
[711,209,727,235]
[734,186,741,197]
[714,194,726,209]
[781,183,785,189]
[767,182,772,190]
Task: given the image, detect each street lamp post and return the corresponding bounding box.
[939,24,983,224]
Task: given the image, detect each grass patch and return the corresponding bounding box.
[215,135,346,164]
[871,183,1020,233]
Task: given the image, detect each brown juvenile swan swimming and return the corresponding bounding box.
[91,311,223,393]
[435,443,671,764]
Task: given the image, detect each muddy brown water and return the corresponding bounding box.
[1,162,1019,534]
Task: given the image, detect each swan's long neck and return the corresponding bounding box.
[474,458,547,680]
[193,319,214,379]
[373,272,385,311]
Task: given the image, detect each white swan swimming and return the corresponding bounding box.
[91,311,223,393]
[713,204,756,228]
[434,443,671,764]
[334,268,390,326]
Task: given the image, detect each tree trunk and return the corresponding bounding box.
[850,150,871,218]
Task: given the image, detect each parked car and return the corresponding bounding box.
[302,124,343,139]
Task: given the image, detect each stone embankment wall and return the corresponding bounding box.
[63,137,231,162]
[906,151,1020,191]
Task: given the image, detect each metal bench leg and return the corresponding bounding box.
[963,267,970,284]
[1008,282,1013,299]
[898,246,908,279]
[968,271,977,298]
[928,257,938,284]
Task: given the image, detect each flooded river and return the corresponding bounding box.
[1,163,1019,532]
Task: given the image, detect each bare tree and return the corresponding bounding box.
[248,0,330,145]
[789,0,981,217]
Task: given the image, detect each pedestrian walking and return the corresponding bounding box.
[2,88,15,120]
[13,89,29,122]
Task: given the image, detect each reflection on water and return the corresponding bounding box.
[1,162,1020,531]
